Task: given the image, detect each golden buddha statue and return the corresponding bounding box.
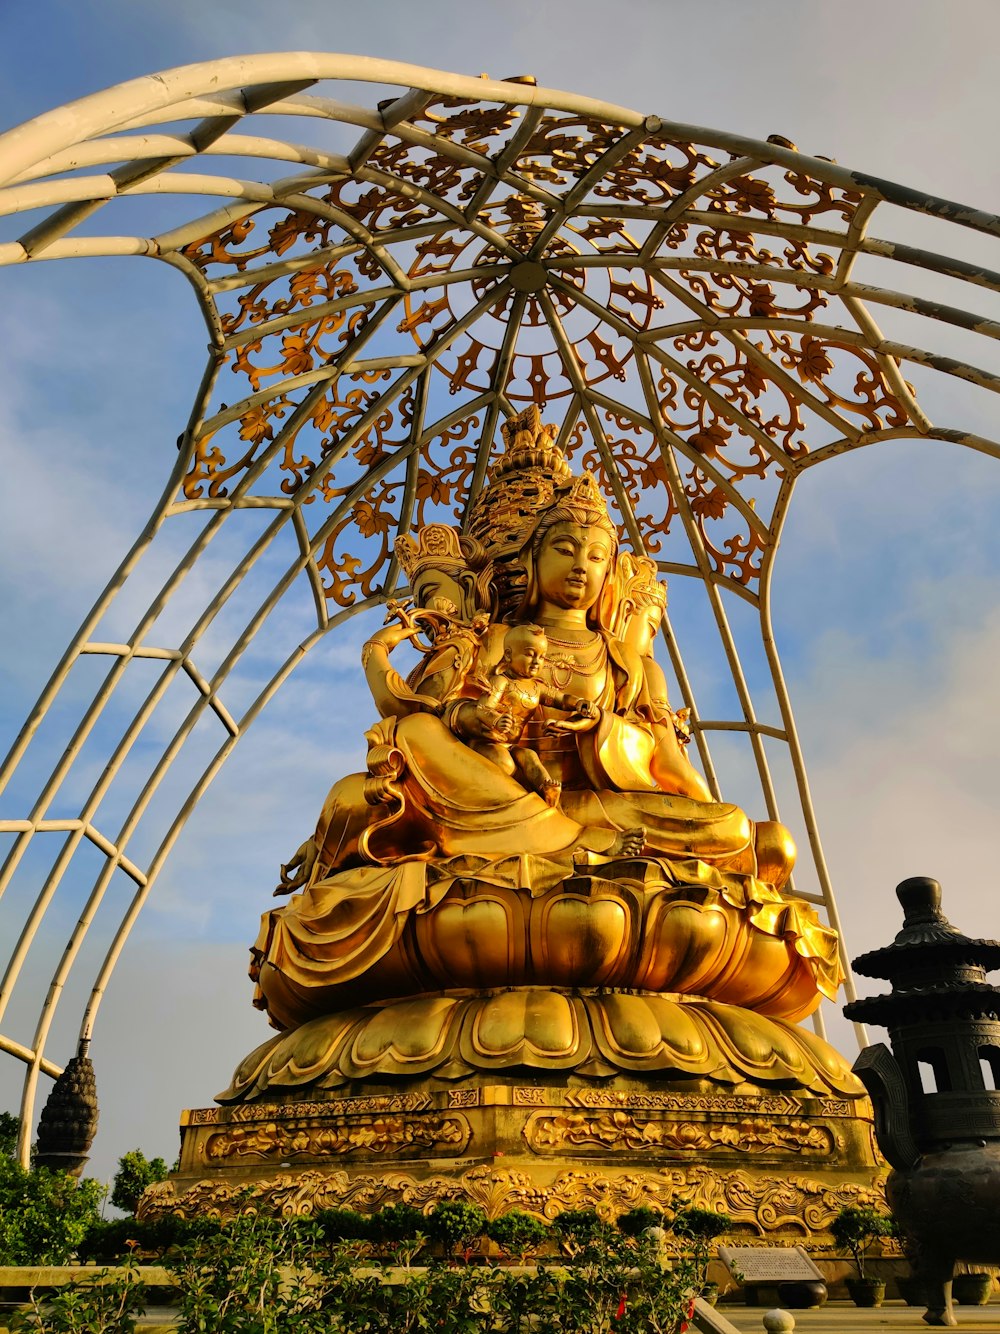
[225,407,856,1102]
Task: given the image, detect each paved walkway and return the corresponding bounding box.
[117,1298,1000,1332]
[6,1297,999,1332]
[716,1299,1000,1332]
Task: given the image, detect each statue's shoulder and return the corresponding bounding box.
[604,632,644,678]
[478,621,508,665]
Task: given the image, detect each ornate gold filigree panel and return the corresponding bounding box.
[166,92,921,601]
[203,1113,470,1163]
[143,1162,887,1241]
[523,1110,836,1157]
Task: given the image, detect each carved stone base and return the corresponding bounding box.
[149,1079,885,1243]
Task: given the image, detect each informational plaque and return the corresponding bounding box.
[719,1245,824,1283]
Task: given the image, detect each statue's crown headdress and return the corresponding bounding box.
[494,404,572,484]
[466,404,620,619]
[467,405,578,560]
[394,524,478,581]
[607,552,666,639]
[618,552,667,611]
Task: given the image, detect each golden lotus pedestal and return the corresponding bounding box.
[151,988,885,1240]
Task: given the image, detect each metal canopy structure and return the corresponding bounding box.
[3,54,1000,1162]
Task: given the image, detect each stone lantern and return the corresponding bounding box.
[845,876,1000,1327]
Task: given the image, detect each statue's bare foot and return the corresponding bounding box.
[542,779,562,808]
[610,826,646,858]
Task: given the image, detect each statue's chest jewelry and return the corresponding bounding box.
[541,633,608,694]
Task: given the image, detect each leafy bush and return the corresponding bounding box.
[77,1214,224,1262]
[164,1212,314,1333]
[831,1205,895,1279]
[672,1206,732,1288]
[109,1149,169,1215]
[0,1110,19,1159]
[616,1206,667,1237]
[486,1209,549,1261]
[9,1264,146,1334]
[0,1156,103,1264]
[426,1200,487,1258]
[369,1201,427,1263]
[11,1207,701,1334]
[372,1201,426,1241]
[557,1224,696,1332]
[313,1207,374,1245]
[552,1207,609,1257]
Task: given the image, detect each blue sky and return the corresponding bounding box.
[4,0,1000,1184]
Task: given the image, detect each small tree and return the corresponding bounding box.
[0,1111,19,1159]
[616,1205,667,1237]
[426,1200,487,1259]
[110,1149,169,1215]
[831,1205,895,1279]
[552,1207,609,1258]
[487,1209,549,1262]
[672,1206,733,1289]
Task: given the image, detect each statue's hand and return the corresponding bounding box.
[547,705,600,734]
[456,701,513,742]
[491,711,518,739]
[365,621,422,655]
[275,838,318,895]
[568,698,600,721]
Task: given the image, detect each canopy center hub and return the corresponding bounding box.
[509,261,547,293]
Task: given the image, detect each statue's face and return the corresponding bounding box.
[412,566,469,617]
[507,630,547,678]
[535,522,613,611]
[622,603,662,657]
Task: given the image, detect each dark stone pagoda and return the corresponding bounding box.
[846,876,1000,1327]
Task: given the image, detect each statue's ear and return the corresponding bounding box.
[457,571,478,621]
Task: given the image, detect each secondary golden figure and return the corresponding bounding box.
[457,622,598,807]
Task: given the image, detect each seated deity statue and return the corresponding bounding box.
[247,406,840,1050]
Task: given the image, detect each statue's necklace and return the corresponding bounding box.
[540,630,607,684]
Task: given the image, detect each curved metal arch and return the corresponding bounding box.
[3,55,1000,1165]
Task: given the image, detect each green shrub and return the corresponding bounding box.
[109,1150,169,1215]
[552,1207,609,1257]
[372,1201,426,1241]
[672,1206,732,1287]
[426,1200,487,1258]
[36,1206,702,1334]
[0,1156,103,1264]
[831,1205,895,1279]
[77,1213,223,1262]
[164,1212,307,1333]
[10,1263,146,1334]
[0,1111,19,1159]
[486,1209,549,1260]
[616,1205,667,1237]
[313,1206,373,1244]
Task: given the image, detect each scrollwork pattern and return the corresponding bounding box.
[171,96,917,597]
[141,1163,886,1239]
